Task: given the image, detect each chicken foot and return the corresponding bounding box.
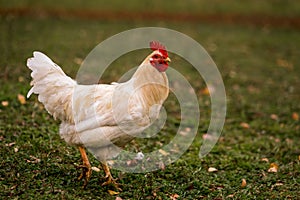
[101,162,122,191]
[77,146,92,188]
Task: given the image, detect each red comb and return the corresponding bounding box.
[149,41,168,57]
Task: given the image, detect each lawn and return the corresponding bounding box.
[0,1,300,199]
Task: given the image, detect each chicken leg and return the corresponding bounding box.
[101,162,122,191]
[77,146,92,188]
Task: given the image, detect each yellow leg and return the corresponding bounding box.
[77,146,92,188]
[101,162,122,191]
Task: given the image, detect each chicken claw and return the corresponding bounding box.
[77,146,92,188]
[101,162,122,191]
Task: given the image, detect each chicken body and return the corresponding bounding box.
[27,46,170,189]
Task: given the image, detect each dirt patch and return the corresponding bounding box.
[1,7,300,29]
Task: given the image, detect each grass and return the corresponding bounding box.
[1,1,300,199]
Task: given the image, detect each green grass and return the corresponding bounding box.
[1,0,300,17]
[1,1,300,199]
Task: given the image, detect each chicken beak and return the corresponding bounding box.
[165,57,171,63]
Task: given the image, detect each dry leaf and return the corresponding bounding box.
[108,190,119,195]
[240,122,250,129]
[270,114,279,121]
[170,194,179,200]
[14,147,19,153]
[227,194,235,198]
[18,76,25,82]
[74,57,83,65]
[241,178,247,188]
[91,166,100,172]
[261,158,269,163]
[200,87,210,95]
[292,112,299,121]
[268,163,279,173]
[1,101,9,107]
[298,155,300,161]
[158,161,165,170]
[202,133,214,140]
[27,155,41,164]
[18,94,26,105]
[208,167,218,172]
[126,159,137,166]
[115,197,122,200]
[5,142,16,147]
[276,58,293,69]
[158,149,169,156]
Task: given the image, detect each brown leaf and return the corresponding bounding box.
[208,167,218,172]
[18,94,26,105]
[74,57,83,65]
[292,112,299,121]
[268,163,279,173]
[241,178,247,188]
[158,149,169,156]
[18,76,25,82]
[200,87,210,95]
[276,58,293,69]
[108,190,119,195]
[91,166,100,172]
[170,194,179,200]
[270,114,279,121]
[1,101,9,107]
[5,142,16,147]
[240,122,250,129]
[261,158,269,163]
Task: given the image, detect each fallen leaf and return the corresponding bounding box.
[200,87,210,95]
[227,194,235,198]
[115,197,122,200]
[158,161,165,170]
[298,155,300,161]
[18,94,26,105]
[91,166,100,172]
[274,182,283,186]
[14,147,19,153]
[126,159,137,166]
[108,190,119,195]
[268,163,279,173]
[27,155,41,164]
[202,133,215,140]
[18,76,25,82]
[276,58,293,69]
[292,112,299,121]
[240,122,250,129]
[158,149,169,156]
[270,114,279,121]
[241,178,247,188]
[170,194,179,200]
[5,142,16,147]
[74,57,83,65]
[208,167,218,172]
[261,158,269,162]
[1,101,9,107]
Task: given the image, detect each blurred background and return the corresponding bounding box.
[0,0,299,199]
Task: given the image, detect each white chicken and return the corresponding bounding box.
[27,41,171,190]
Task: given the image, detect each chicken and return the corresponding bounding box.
[27,41,171,190]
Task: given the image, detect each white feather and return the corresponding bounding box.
[27,50,169,160]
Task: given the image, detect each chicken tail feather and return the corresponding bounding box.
[27,51,76,121]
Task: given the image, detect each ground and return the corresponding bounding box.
[0,1,299,199]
